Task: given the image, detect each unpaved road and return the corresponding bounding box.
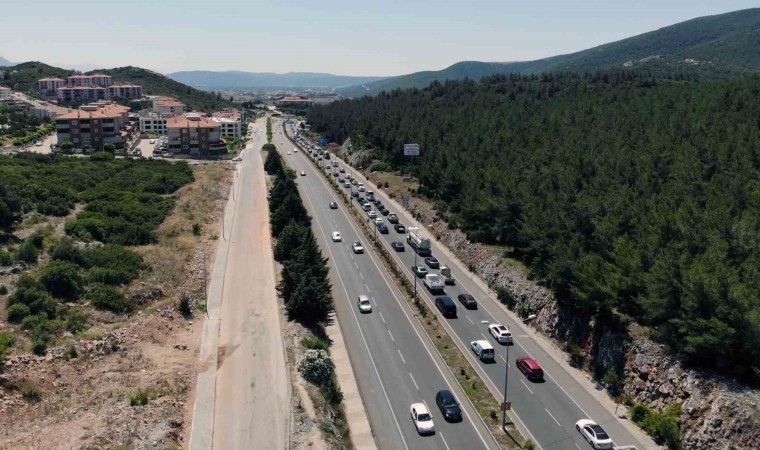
[211,119,289,449]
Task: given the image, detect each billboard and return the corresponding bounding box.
[404,144,420,156]
[319,138,329,145]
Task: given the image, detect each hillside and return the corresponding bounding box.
[168,70,388,90]
[0,62,234,112]
[0,56,13,67]
[309,72,760,376]
[339,8,760,96]
[92,66,235,111]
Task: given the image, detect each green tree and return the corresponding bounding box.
[40,261,83,300]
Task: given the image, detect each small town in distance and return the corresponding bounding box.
[0,3,758,450]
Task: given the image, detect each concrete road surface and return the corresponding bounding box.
[210,119,289,449]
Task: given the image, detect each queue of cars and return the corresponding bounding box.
[292,124,620,448]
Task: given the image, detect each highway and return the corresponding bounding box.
[282,122,651,450]
[271,123,500,450]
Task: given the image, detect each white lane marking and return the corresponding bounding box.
[398,349,406,365]
[354,261,358,269]
[520,379,534,395]
[371,297,377,307]
[379,312,386,324]
[545,408,561,427]
[388,329,395,342]
[364,283,370,292]
[466,315,474,325]
[409,372,419,390]
[359,272,364,280]
[439,432,452,450]
[575,443,582,450]
[499,355,507,364]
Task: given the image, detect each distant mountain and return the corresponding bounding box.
[167,70,389,90]
[339,8,760,97]
[0,56,16,67]
[1,62,234,112]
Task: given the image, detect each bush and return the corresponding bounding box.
[40,260,84,300]
[90,151,114,161]
[496,286,516,309]
[178,295,192,317]
[129,390,149,406]
[0,284,8,295]
[297,349,334,385]
[19,380,43,402]
[566,342,585,367]
[630,403,682,449]
[17,239,39,264]
[602,368,621,389]
[302,335,330,351]
[7,303,31,322]
[87,284,134,314]
[63,342,78,360]
[321,377,344,405]
[192,223,201,236]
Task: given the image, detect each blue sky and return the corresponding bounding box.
[2,0,756,76]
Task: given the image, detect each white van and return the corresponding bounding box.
[366,190,375,201]
[358,183,365,192]
[470,340,495,362]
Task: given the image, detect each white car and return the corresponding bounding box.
[232,156,242,162]
[576,419,613,449]
[488,324,513,344]
[300,171,306,176]
[287,151,291,155]
[35,141,42,146]
[352,241,364,254]
[410,403,435,435]
[368,211,377,219]
[374,218,384,224]
[357,295,372,313]
[331,231,342,242]
[293,148,298,152]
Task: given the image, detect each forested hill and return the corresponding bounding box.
[308,72,760,375]
[338,8,760,97]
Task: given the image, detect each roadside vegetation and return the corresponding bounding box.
[0,105,53,147]
[263,144,351,448]
[266,117,273,143]
[308,72,760,377]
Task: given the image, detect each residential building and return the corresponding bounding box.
[0,86,11,101]
[29,104,73,119]
[138,111,172,135]
[153,96,186,114]
[66,73,112,87]
[38,77,66,95]
[211,110,242,138]
[55,102,133,150]
[166,113,226,156]
[106,84,142,99]
[57,86,107,102]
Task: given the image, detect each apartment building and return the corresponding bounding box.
[166,113,227,156]
[55,102,132,150]
[152,96,186,114]
[38,77,66,95]
[66,73,112,87]
[0,86,11,101]
[211,110,242,138]
[106,84,142,99]
[29,104,73,119]
[138,111,172,134]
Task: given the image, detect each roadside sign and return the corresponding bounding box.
[402,197,410,204]
[404,144,420,156]
[501,401,512,411]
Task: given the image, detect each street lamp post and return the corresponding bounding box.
[502,314,537,432]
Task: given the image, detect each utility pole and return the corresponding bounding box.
[502,314,537,433]
[203,253,208,317]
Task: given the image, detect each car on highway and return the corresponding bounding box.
[377,222,389,234]
[412,265,428,277]
[575,419,613,449]
[488,324,513,344]
[352,191,359,198]
[287,151,291,155]
[368,211,377,219]
[410,403,435,435]
[331,231,342,242]
[435,296,457,317]
[424,257,440,269]
[149,139,155,144]
[35,141,43,146]
[470,340,495,361]
[363,203,371,211]
[516,356,544,381]
[352,241,364,253]
[293,148,297,152]
[300,171,306,176]
[394,223,406,233]
[339,168,345,173]
[391,241,405,252]
[357,295,372,313]
[374,199,383,206]
[358,184,365,192]
[351,179,358,185]
[344,181,350,188]
[329,202,338,209]
[457,294,478,309]
[435,390,462,422]
[380,208,390,216]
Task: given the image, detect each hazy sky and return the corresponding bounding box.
[2,0,756,76]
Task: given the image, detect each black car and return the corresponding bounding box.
[352,191,359,198]
[374,199,383,206]
[435,390,463,422]
[339,168,345,173]
[391,241,405,252]
[424,257,440,269]
[329,202,338,209]
[380,208,390,216]
[394,223,406,233]
[435,296,457,318]
[457,294,478,309]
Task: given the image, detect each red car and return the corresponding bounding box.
[516,356,544,381]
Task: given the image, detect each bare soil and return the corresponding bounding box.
[0,162,233,449]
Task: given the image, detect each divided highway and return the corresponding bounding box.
[271,124,499,450]
[282,122,651,450]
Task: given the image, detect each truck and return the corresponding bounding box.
[439,265,456,285]
[388,213,399,224]
[423,273,445,293]
[407,228,432,256]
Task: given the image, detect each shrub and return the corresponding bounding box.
[17,239,39,264]
[496,286,516,309]
[523,439,536,450]
[321,377,343,406]
[297,349,334,385]
[192,223,201,236]
[90,151,114,161]
[602,368,621,389]
[19,380,43,402]
[631,403,682,449]
[87,284,134,314]
[566,342,585,367]
[62,343,78,360]
[129,390,149,406]
[0,284,8,295]
[302,335,330,351]
[7,303,31,322]
[178,295,192,317]
[65,308,88,334]
[41,260,84,300]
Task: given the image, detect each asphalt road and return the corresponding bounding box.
[272,124,500,450]
[283,124,651,450]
